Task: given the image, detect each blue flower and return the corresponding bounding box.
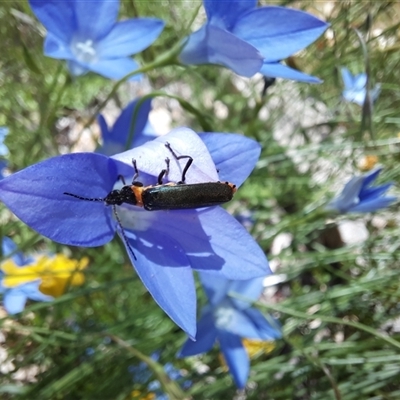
[0,128,269,336]
[326,168,396,214]
[179,0,328,82]
[29,0,164,80]
[129,353,191,399]
[178,273,281,389]
[0,238,53,314]
[341,67,381,106]
[0,127,9,157]
[97,98,156,156]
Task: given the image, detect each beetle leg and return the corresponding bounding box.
[131,159,140,184]
[157,157,170,185]
[165,142,193,183]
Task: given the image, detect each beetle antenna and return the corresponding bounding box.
[112,205,137,261]
[64,192,105,202]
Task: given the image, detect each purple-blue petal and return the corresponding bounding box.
[204,0,256,30]
[350,196,397,213]
[84,58,141,81]
[112,99,153,148]
[260,62,322,83]
[219,330,249,389]
[123,229,197,338]
[229,276,266,307]
[178,311,217,356]
[1,238,28,267]
[112,127,220,184]
[243,308,282,340]
[97,19,164,58]
[360,168,382,187]
[199,272,231,306]
[0,153,117,247]
[194,207,270,279]
[4,290,28,314]
[43,33,75,60]
[234,7,328,61]
[180,25,263,78]
[199,133,260,187]
[29,0,76,43]
[360,183,393,201]
[340,67,355,90]
[71,0,119,41]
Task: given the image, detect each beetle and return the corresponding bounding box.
[64,142,237,211]
[63,142,237,258]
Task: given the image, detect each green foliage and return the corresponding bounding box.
[1,1,400,399]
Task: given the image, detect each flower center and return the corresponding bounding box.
[71,38,98,64]
[213,302,235,329]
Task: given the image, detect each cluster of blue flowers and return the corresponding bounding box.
[0,0,396,392]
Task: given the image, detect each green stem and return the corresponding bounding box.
[109,334,190,400]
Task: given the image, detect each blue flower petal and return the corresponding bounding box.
[70,0,119,40]
[195,207,270,279]
[180,25,263,77]
[4,289,28,314]
[243,308,282,340]
[97,19,164,58]
[354,74,367,91]
[261,62,321,83]
[199,133,261,187]
[0,153,117,246]
[112,127,220,184]
[124,230,197,337]
[44,33,75,59]
[178,311,218,356]
[360,183,393,201]
[2,238,28,267]
[234,7,328,61]
[199,273,231,306]
[29,0,76,42]
[204,0,256,30]
[229,276,265,307]
[219,330,249,389]
[340,67,354,89]
[84,58,141,81]
[350,196,397,213]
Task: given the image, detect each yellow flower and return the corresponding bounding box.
[358,155,378,171]
[242,338,276,358]
[130,390,155,400]
[1,254,89,297]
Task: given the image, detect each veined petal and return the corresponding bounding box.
[0,153,117,247]
[44,33,75,60]
[234,7,328,61]
[200,133,260,187]
[124,230,197,337]
[260,62,322,83]
[113,127,219,184]
[72,0,119,41]
[204,0,256,30]
[180,25,263,77]
[29,0,76,42]
[97,19,164,58]
[195,207,270,279]
[86,58,141,81]
[178,311,218,356]
[219,330,249,389]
